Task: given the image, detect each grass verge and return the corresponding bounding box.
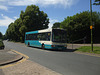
[77,46,100,54]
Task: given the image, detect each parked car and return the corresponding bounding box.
[0,40,5,49]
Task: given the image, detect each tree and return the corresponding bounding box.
[5,5,49,42]
[6,23,17,41]
[0,32,3,39]
[93,0,100,5]
[60,11,100,43]
[19,5,49,42]
[52,22,61,28]
[19,25,27,42]
[23,5,49,31]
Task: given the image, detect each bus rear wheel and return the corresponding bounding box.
[42,44,45,49]
[28,42,30,47]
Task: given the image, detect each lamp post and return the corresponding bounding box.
[90,0,93,52]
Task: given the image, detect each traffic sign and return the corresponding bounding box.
[90,26,93,29]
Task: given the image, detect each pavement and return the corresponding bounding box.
[0,47,61,75]
[67,44,100,49]
[0,48,23,66]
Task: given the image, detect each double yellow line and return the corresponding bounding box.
[0,49,29,69]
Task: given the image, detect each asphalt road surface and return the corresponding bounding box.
[4,41,100,75]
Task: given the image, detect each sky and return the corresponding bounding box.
[0,0,100,35]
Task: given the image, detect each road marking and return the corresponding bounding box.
[11,49,29,59]
[0,49,29,69]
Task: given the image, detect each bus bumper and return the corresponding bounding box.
[45,44,67,50]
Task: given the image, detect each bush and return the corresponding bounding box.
[0,40,5,49]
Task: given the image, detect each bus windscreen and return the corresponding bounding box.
[52,29,67,43]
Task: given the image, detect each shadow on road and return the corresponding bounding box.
[42,49,77,52]
[44,49,77,52]
[29,46,77,52]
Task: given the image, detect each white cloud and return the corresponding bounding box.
[8,0,38,6]
[0,5,8,11]
[0,14,15,27]
[38,0,75,7]
[13,16,19,19]
[49,18,59,28]
[8,0,78,8]
[0,0,79,11]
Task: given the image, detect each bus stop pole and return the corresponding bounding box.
[90,0,93,52]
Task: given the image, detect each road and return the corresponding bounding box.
[4,41,100,75]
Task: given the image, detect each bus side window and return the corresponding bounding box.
[37,33,41,40]
[46,32,51,41]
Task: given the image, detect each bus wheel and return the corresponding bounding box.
[42,44,45,49]
[28,42,30,47]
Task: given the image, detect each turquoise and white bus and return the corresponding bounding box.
[25,28,67,50]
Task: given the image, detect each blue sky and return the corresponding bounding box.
[0,0,100,35]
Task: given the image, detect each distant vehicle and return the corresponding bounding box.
[25,28,67,50]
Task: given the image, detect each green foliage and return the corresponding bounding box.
[52,22,61,28]
[60,11,100,43]
[0,32,6,40]
[93,0,100,5]
[77,46,100,54]
[95,0,100,1]
[0,40,4,49]
[0,32,3,39]
[19,25,27,42]
[0,40,3,46]
[5,5,49,42]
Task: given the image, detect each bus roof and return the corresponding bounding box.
[25,28,65,34]
[26,28,52,34]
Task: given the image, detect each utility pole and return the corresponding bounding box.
[90,0,93,52]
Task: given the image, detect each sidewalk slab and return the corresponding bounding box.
[0,49,23,66]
